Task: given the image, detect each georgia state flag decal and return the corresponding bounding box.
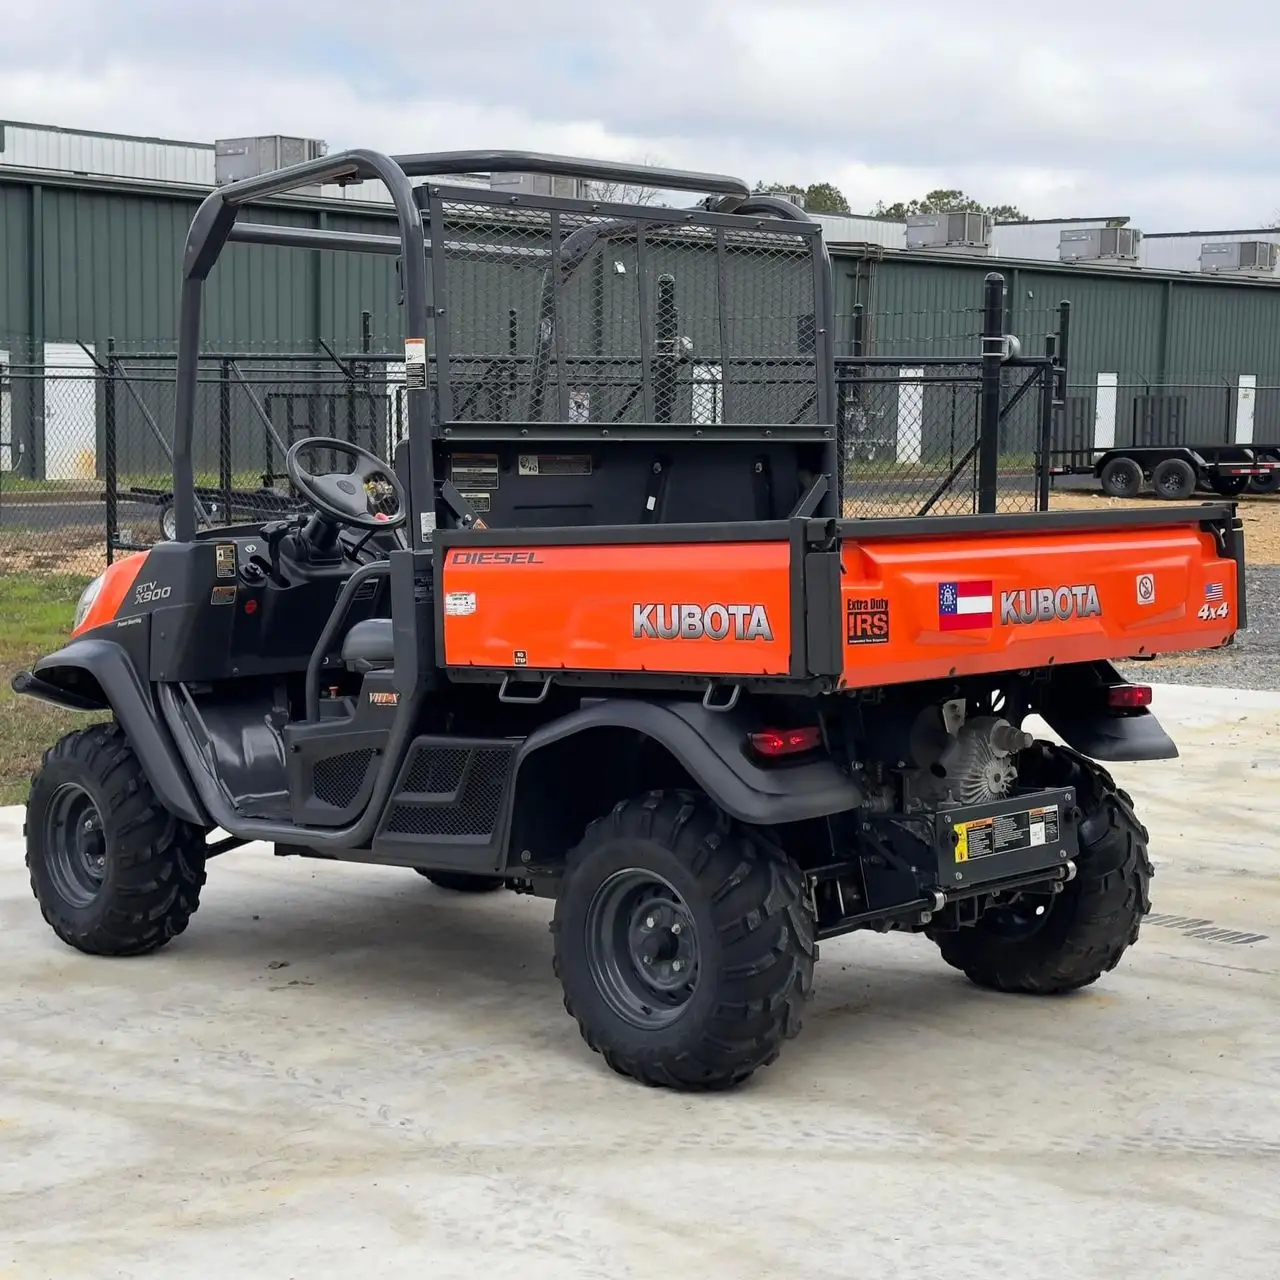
[938,580,994,631]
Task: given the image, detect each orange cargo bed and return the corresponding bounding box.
[434,505,1245,691]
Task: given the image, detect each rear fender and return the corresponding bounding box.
[1033,660,1177,762]
[17,639,210,826]
[499,698,864,869]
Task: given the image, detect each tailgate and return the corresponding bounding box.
[830,505,1244,688]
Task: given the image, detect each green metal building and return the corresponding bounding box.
[6,122,1280,483]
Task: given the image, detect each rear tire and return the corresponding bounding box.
[1098,456,1143,498]
[552,790,816,1091]
[25,723,207,956]
[413,868,505,893]
[928,743,1152,995]
[1151,457,1197,500]
[1249,470,1280,494]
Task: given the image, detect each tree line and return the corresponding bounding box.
[752,181,1030,222]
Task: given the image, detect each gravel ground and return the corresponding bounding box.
[1118,563,1280,691]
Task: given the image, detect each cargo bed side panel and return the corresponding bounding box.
[838,524,1238,688]
[441,542,794,676]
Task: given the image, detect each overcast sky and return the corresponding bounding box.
[4,0,1275,230]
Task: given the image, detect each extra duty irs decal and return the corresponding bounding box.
[633,604,773,641]
[846,595,890,645]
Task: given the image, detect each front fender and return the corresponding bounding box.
[17,639,210,826]
[513,697,864,827]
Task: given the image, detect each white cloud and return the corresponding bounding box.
[2,0,1276,229]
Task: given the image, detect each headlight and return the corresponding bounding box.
[73,573,105,633]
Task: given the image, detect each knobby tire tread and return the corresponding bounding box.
[552,790,816,1091]
[26,722,207,956]
[930,741,1153,994]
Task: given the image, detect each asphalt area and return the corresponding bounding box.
[1,682,1277,1278]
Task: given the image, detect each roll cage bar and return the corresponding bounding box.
[171,148,828,546]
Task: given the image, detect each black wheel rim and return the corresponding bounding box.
[1108,466,1138,495]
[44,782,107,908]
[981,890,1057,941]
[584,868,702,1029]
[1158,471,1187,497]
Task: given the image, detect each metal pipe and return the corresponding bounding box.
[978,272,1006,514]
[227,223,402,255]
[392,149,750,201]
[172,148,427,543]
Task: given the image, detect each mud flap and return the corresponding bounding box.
[1035,661,1178,762]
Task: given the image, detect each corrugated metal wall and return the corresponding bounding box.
[1,176,404,356]
[0,183,32,353]
[835,249,1280,383]
[835,248,1280,447]
[9,168,1280,473]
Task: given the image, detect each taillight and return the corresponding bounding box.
[1106,684,1152,709]
[748,726,823,758]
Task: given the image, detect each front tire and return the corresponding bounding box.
[552,790,816,1091]
[928,743,1152,995]
[25,723,207,956]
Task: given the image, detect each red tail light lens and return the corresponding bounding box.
[1107,684,1152,709]
[749,727,823,757]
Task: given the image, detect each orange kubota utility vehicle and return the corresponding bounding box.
[14,151,1245,1090]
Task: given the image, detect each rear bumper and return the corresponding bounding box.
[930,787,1080,893]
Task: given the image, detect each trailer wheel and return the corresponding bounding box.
[413,868,505,893]
[552,790,816,1090]
[1098,456,1143,498]
[1151,457,1197,500]
[25,723,207,956]
[928,743,1152,995]
[1249,471,1280,494]
[158,498,177,541]
[1209,476,1249,497]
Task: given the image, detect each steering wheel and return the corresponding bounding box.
[285,437,407,531]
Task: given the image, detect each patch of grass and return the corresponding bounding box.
[0,574,100,806]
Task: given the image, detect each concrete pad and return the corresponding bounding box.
[1,684,1278,1278]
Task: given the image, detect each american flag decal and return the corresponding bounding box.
[938,580,994,631]
[1205,582,1225,602]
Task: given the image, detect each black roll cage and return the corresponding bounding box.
[172,149,835,546]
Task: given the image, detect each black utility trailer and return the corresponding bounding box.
[127,479,303,542]
[1050,443,1280,499]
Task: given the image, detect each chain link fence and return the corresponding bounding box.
[837,362,1051,518]
[836,282,1068,518]
[0,335,408,573]
[3,267,1066,573]
[424,191,825,429]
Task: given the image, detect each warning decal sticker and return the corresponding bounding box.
[954,804,1060,863]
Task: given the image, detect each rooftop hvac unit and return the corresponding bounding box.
[489,172,592,201]
[214,136,329,192]
[1199,240,1280,276]
[1059,226,1142,264]
[906,211,993,253]
[763,188,807,209]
